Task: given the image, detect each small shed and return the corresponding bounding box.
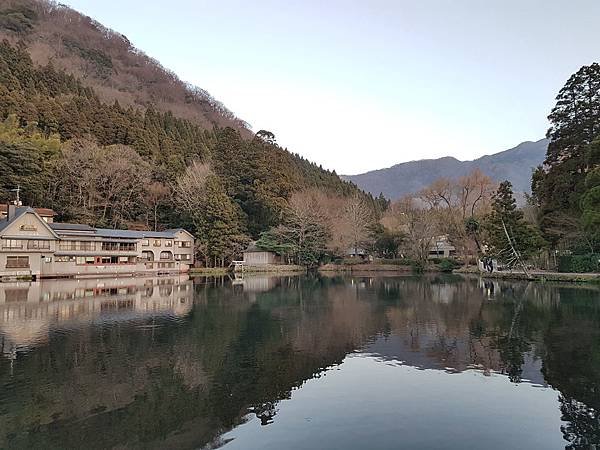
[243,242,281,265]
[428,235,456,259]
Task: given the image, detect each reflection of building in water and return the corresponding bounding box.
[231,274,280,294]
[0,276,193,357]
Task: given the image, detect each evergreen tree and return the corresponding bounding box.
[533,63,600,248]
[484,181,544,264]
[581,167,600,250]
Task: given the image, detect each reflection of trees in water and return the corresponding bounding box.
[538,287,600,449]
[0,277,599,449]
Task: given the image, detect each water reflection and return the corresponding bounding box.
[0,274,598,449]
[0,276,193,358]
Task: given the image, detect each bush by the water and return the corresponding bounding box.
[558,254,600,273]
[438,258,460,273]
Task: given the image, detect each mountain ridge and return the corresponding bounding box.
[0,0,251,135]
[342,139,548,199]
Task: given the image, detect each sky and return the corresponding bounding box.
[61,0,600,175]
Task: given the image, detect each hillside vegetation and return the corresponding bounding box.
[0,0,249,132]
[0,0,366,266]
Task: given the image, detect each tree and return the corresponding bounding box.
[53,140,151,227]
[417,170,494,262]
[546,63,600,166]
[144,181,169,231]
[340,194,374,256]
[580,167,600,251]
[174,162,249,266]
[382,196,438,262]
[258,190,331,267]
[533,63,600,248]
[371,223,404,259]
[483,181,544,265]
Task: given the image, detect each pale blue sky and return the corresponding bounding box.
[61,0,600,174]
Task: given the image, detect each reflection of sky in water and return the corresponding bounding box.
[220,355,562,450]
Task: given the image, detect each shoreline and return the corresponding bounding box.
[189,264,599,283]
[456,267,600,283]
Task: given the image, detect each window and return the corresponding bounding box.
[141,251,154,261]
[101,242,136,251]
[153,239,161,246]
[76,256,96,265]
[160,251,173,260]
[55,256,73,262]
[165,240,173,247]
[142,239,149,246]
[176,254,190,261]
[3,239,23,249]
[6,256,29,268]
[59,241,95,251]
[28,240,51,250]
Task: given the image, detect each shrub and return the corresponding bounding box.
[558,254,599,273]
[386,258,416,266]
[438,258,459,273]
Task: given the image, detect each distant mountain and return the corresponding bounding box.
[343,139,548,200]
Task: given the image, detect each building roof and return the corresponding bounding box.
[50,222,96,232]
[94,228,176,239]
[1,206,194,242]
[0,205,56,217]
[0,207,59,238]
[50,223,186,240]
[244,242,273,253]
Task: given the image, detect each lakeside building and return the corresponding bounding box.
[0,204,194,281]
[242,242,281,265]
[428,235,456,259]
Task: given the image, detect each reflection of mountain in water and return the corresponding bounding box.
[0,276,194,357]
[0,275,598,449]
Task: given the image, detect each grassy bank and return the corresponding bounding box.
[472,270,600,283]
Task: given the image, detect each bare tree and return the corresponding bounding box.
[383,196,438,262]
[55,139,151,227]
[340,194,374,256]
[145,181,169,231]
[173,160,213,218]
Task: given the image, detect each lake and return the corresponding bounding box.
[0,274,599,449]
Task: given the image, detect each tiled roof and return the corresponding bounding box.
[3,209,192,241]
[50,222,96,232]
[50,223,181,239]
[94,228,176,239]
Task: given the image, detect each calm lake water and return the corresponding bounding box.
[0,274,599,449]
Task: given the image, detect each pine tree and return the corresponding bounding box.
[484,181,544,264]
[533,63,600,248]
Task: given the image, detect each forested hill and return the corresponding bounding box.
[343,139,548,200]
[0,0,249,133]
[0,0,362,257]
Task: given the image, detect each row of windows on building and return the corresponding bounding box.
[3,239,51,250]
[5,253,191,269]
[141,239,191,248]
[2,239,192,251]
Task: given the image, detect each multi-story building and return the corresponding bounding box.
[0,205,194,280]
